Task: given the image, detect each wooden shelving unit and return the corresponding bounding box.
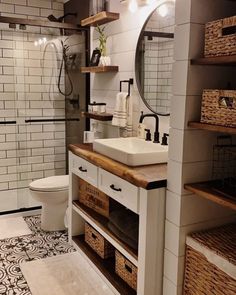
[188,122,236,134]
[82,112,113,121]
[81,11,120,27]
[81,66,119,73]
[185,182,236,211]
[73,235,136,295]
[73,201,138,260]
[191,55,236,66]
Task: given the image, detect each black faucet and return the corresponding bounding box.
[139,112,160,143]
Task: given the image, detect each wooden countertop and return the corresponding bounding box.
[69,144,167,190]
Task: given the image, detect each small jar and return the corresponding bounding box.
[88,102,106,113]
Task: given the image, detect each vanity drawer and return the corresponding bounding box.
[98,168,139,214]
[72,154,98,187]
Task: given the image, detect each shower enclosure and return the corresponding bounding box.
[0,16,89,213]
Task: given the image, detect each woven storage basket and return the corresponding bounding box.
[85,223,114,259]
[78,178,109,217]
[205,15,236,57]
[115,250,137,291]
[184,223,236,295]
[201,89,236,127]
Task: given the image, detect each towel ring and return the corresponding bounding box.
[120,78,134,96]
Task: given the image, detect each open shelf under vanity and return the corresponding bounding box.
[72,235,136,295]
[72,200,138,261]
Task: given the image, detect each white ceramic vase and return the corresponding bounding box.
[99,56,111,66]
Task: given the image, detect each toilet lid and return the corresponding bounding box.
[29,175,69,192]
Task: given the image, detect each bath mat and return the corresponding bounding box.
[20,252,115,295]
[0,216,32,239]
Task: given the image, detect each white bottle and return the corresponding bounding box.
[137,123,146,139]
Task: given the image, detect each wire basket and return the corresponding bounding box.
[212,136,236,199]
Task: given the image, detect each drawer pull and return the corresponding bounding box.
[79,166,87,173]
[110,184,122,192]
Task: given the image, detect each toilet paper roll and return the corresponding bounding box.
[64,207,69,229]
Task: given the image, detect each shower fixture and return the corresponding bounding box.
[47,13,77,23]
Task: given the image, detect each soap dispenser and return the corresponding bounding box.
[137,123,146,139]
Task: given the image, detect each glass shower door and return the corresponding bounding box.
[0,24,19,212]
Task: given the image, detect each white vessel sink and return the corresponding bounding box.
[93,137,168,166]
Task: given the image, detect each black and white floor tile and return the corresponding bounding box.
[0,215,74,295]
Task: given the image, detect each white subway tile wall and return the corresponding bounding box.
[143,10,174,114]
[0,0,66,211]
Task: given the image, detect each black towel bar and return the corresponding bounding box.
[120,78,134,96]
[25,118,80,123]
[0,120,16,125]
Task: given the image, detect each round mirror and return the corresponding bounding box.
[135,1,175,115]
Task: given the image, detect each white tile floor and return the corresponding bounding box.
[0,215,74,295]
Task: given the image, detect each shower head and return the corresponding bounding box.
[47,13,77,23]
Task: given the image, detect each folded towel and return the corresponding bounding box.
[112,92,133,136]
[112,92,128,128]
[108,221,138,250]
[109,208,139,243]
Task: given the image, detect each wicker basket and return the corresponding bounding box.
[201,89,236,127]
[115,250,137,291]
[78,178,109,217]
[85,223,114,259]
[205,15,236,57]
[184,223,236,295]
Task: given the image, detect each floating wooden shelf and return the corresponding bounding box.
[73,235,136,295]
[191,55,236,66]
[82,112,113,121]
[81,66,119,73]
[185,181,236,211]
[73,201,138,261]
[188,122,236,134]
[81,11,120,27]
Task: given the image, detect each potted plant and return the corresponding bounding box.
[96,25,111,66]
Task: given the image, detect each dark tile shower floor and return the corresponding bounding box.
[0,215,74,295]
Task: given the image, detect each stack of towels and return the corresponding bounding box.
[112,92,133,137]
[108,208,139,250]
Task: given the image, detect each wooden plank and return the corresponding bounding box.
[191,55,236,66]
[73,235,137,295]
[185,182,236,211]
[68,144,167,190]
[81,11,119,27]
[81,66,119,73]
[82,112,113,121]
[0,15,81,30]
[188,122,236,134]
[73,201,138,260]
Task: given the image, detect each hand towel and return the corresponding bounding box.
[112,92,133,136]
[112,92,128,128]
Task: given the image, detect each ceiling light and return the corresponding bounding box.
[158,4,168,17]
[129,0,138,13]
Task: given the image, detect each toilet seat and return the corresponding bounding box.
[29,175,69,192]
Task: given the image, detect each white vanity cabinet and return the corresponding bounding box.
[68,149,166,295]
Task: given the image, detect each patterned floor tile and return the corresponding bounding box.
[0,215,74,295]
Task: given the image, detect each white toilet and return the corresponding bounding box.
[29,175,69,232]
